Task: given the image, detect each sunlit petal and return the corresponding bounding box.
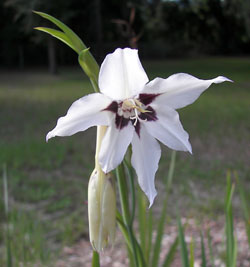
[46,93,112,141]
[99,48,149,100]
[131,124,161,207]
[143,74,232,109]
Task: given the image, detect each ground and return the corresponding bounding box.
[0,57,249,266]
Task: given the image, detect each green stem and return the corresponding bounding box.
[92,251,100,267]
[116,164,140,267]
[124,160,136,225]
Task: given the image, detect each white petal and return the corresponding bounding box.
[46,93,112,141]
[99,48,149,100]
[144,105,192,153]
[131,124,161,207]
[143,74,232,109]
[99,119,134,173]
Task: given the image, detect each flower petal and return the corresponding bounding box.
[46,93,112,141]
[143,73,232,109]
[144,105,192,153]
[131,124,161,207]
[99,119,134,173]
[99,48,149,100]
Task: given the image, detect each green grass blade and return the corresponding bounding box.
[33,11,86,53]
[34,27,78,53]
[137,187,147,256]
[151,151,176,267]
[236,173,250,248]
[3,165,12,267]
[3,164,9,215]
[162,236,179,267]
[124,160,136,226]
[6,231,12,267]
[207,229,215,267]
[200,232,207,267]
[177,216,189,267]
[116,211,133,253]
[165,151,176,194]
[225,173,237,267]
[189,238,194,267]
[146,208,153,264]
[151,198,167,267]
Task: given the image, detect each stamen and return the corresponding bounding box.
[122,98,153,126]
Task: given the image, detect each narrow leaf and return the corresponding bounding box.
[78,49,99,91]
[162,236,179,267]
[146,209,153,264]
[177,216,189,267]
[3,164,8,215]
[34,27,78,53]
[200,232,207,267]
[151,198,167,267]
[207,229,215,267]
[34,11,86,53]
[137,187,147,256]
[151,151,176,267]
[189,238,194,267]
[236,173,250,248]
[225,173,237,267]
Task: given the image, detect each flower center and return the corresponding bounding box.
[118,98,151,125]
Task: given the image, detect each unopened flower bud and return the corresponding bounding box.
[88,169,116,252]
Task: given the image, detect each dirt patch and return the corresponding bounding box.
[56,217,250,267]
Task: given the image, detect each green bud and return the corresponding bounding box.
[88,169,116,252]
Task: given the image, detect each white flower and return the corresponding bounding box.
[46,48,231,207]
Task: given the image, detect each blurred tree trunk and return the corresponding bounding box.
[47,38,57,74]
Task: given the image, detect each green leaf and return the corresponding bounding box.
[189,238,195,267]
[78,49,99,92]
[33,11,86,53]
[137,187,147,256]
[151,198,167,267]
[236,172,250,249]
[34,27,78,53]
[207,229,215,267]
[200,232,207,267]
[162,236,179,267]
[151,151,176,267]
[225,173,237,267]
[177,216,189,267]
[146,209,153,264]
[165,151,176,194]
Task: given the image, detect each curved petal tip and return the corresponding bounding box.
[148,193,157,208]
[46,131,54,142]
[214,76,233,83]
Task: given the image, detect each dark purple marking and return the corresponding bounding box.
[115,114,130,130]
[104,101,118,113]
[139,93,160,106]
[134,120,141,137]
[139,106,157,121]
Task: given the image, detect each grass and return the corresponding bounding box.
[0,57,249,265]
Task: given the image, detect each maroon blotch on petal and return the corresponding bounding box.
[139,106,157,121]
[134,120,141,137]
[115,115,130,129]
[104,101,118,113]
[139,93,160,105]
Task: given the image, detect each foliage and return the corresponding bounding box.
[1,0,250,68]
